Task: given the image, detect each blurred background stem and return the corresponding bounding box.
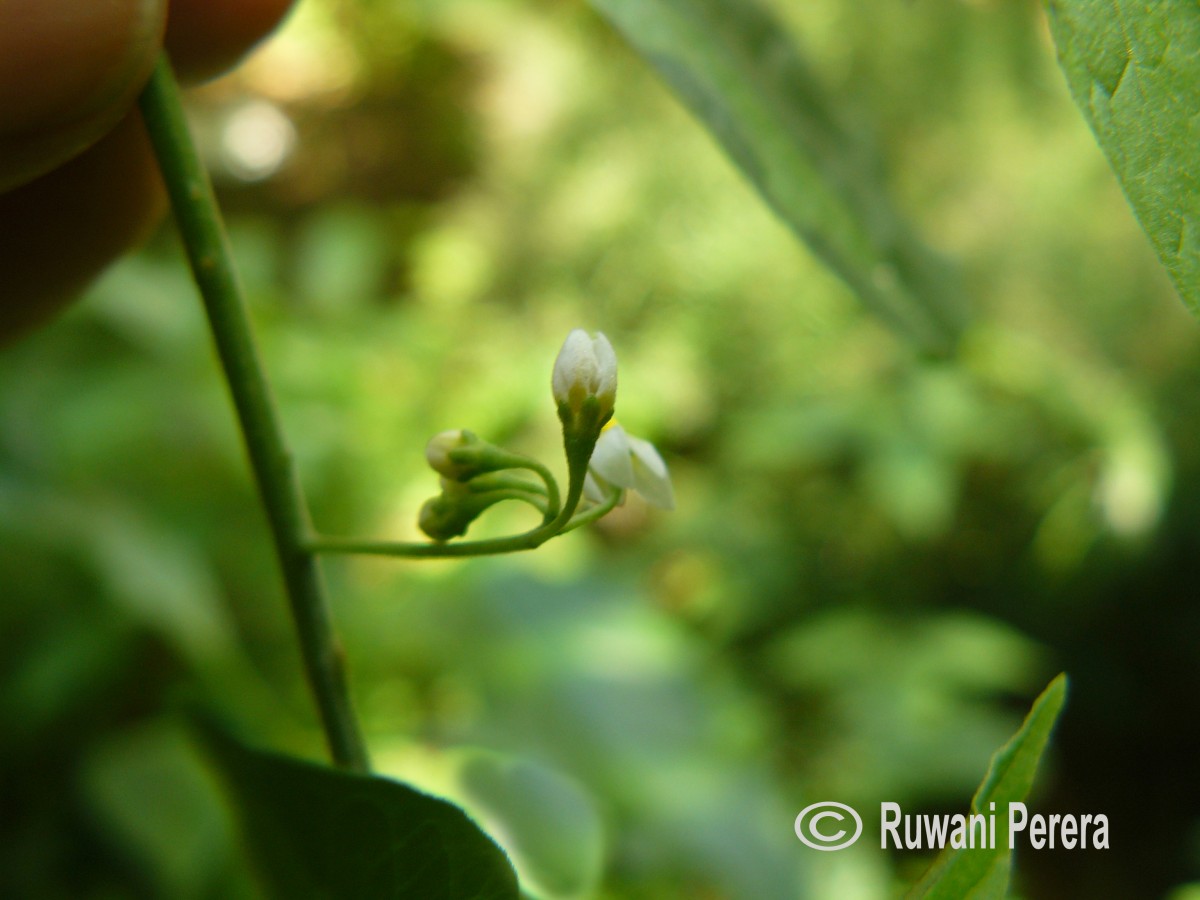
[137,56,369,772]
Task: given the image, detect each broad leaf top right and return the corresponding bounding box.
[1046,1,1200,316]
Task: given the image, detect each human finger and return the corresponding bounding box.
[0,0,166,191]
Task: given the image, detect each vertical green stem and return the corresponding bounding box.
[138,57,369,772]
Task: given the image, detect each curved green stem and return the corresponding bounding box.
[517,459,560,521]
[305,489,572,558]
[308,440,595,559]
[464,473,548,497]
[544,428,596,531]
[474,460,559,521]
[138,57,369,772]
[306,531,546,558]
[468,488,548,517]
[561,485,623,533]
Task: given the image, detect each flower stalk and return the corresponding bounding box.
[138,56,369,772]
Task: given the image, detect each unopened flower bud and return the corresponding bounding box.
[425,429,479,480]
[418,494,473,542]
[417,478,522,542]
[552,329,617,425]
[424,429,520,482]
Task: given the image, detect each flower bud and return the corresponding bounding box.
[552,329,617,424]
[417,479,492,542]
[417,478,525,542]
[425,429,523,482]
[425,429,478,480]
[417,493,474,542]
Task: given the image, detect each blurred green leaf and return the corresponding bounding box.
[454,749,604,900]
[294,205,391,314]
[906,673,1068,899]
[89,503,236,665]
[0,610,131,756]
[196,720,519,900]
[586,0,963,352]
[1045,1,1200,315]
[83,723,253,900]
[765,610,1047,804]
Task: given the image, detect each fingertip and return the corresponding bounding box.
[166,0,296,83]
[0,0,298,342]
[0,111,166,344]
[0,0,167,190]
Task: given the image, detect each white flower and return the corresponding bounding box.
[552,329,617,420]
[585,423,674,510]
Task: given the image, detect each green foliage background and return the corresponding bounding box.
[2,0,1199,897]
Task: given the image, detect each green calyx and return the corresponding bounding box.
[427,429,546,484]
[418,481,517,542]
[557,395,612,456]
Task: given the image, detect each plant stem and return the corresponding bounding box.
[138,57,369,772]
[307,503,563,558]
[308,445,595,558]
[306,532,548,558]
[561,484,623,533]
[308,413,602,560]
[511,459,560,522]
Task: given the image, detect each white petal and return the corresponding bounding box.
[588,425,636,488]
[628,437,675,510]
[591,332,618,405]
[586,472,627,507]
[583,471,606,504]
[626,434,668,479]
[552,329,593,405]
